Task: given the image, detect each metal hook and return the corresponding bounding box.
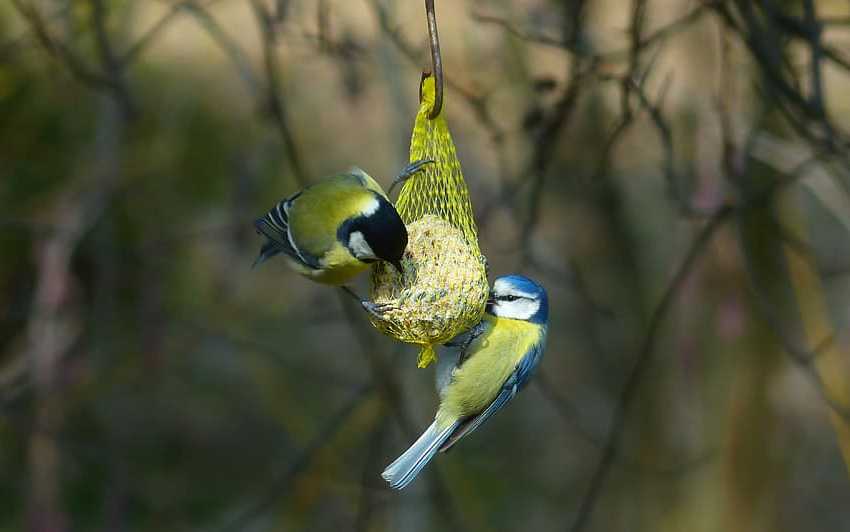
[425,0,443,119]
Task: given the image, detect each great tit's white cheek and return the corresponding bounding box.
[348,231,377,260]
[362,198,381,217]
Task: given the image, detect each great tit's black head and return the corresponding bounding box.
[339,195,407,271]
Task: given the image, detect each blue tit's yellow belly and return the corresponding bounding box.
[436,316,543,428]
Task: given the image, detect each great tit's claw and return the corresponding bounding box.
[388,159,434,195]
[362,301,397,320]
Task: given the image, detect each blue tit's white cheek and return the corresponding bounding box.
[348,231,377,260]
[494,299,541,321]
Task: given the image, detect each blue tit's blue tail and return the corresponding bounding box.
[382,420,460,490]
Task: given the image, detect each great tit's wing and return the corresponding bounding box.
[254,193,321,268]
[438,338,545,453]
[254,216,303,262]
[287,177,378,264]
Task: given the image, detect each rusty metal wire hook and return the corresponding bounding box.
[425,0,443,119]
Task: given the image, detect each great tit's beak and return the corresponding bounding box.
[390,259,404,274]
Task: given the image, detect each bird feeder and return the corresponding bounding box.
[369,70,489,368]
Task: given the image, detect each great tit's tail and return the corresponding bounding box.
[382,420,459,490]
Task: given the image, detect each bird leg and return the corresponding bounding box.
[444,320,487,365]
[340,286,396,321]
[388,159,434,196]
[339,285,363,303]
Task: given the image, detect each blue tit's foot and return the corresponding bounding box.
[445,320,487,365]
[362,301,397,321]
[444,320,487,347]
[388,159,434,195]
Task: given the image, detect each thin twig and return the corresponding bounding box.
[337,296,470,532]
[215,384,374,532]
[250,0,309,187]
[567,206,734,532]
[9,0,116,91]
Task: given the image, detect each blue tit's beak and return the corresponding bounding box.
[485,291,496,313]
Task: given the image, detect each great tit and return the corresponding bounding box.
[253,161,430,287]
[382,274,549,489]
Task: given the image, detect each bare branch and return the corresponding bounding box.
[249,0,308,187]
[567,206,734,532]
[472,2,711,60]
[214,384,374,532]
[9,0,116,91]
[180,1,260,95]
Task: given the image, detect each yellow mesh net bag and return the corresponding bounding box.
[370,76,489,368]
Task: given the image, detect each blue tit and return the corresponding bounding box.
[253,161,430,286]
[382,274,549,489]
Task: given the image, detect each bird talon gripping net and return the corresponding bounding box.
[370,76,489,368]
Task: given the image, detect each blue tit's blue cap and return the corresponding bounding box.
[493,274,549,324]
[497,274,545,295]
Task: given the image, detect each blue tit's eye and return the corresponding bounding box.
[500,295,519,302]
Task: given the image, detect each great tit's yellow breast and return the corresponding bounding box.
[436,315,543,428]
[288,178,380,260]
[305,242,369,285]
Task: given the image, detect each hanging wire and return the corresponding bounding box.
[425,0,443,119]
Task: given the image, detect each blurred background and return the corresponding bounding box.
[3,0,850,531]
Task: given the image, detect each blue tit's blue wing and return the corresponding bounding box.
[438,385,513,453]
[511,327,546,393]
[438,335,546,453]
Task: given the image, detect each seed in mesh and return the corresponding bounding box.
[369,215,489,365]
